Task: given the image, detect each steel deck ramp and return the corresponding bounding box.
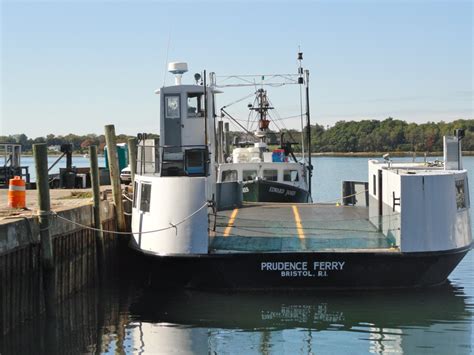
[210,203,398,253]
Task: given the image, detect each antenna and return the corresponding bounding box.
[162,32,172,86]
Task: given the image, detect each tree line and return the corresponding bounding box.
[284,118,474,153]
[1,118,473,154]
[0,133,135,153]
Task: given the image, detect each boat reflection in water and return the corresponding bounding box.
[127,283,472,354]
[1,282,471,354]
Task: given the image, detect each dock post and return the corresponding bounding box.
[104,125,127,232]
[33,143,56,318]
[224,122,230,158]
[127,137,137,185]
[89,145,105,278]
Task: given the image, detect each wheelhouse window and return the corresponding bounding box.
[263,169,278,181]
[284,170,299,182]
[187,93,204,118]
[165,96,180,119]
[140,183,152,212]
[222,170,238,182]
[243,170,257,181]
[455,179,469,210]
[184,149,207,176]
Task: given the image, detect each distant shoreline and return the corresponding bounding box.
[300,151,474,157]
[20,151,474,158]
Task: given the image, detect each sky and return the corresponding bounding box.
[1,0,473,138]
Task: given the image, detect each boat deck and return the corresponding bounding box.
[210,202,399,253]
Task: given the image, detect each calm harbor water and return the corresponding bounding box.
[2,156,473,354]
[19,155,106,182]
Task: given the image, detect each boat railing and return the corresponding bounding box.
[137,144,209,177]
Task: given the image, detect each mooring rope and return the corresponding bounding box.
[320,189,369,204]
[43,201,210,236]
[122,193,133,202]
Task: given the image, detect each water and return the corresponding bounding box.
[3,156,473,354]
[19,155,106,182]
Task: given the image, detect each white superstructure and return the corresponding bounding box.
[368,135,471,253]
[131,64,216,255]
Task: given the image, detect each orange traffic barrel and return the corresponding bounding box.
[8,176,26,208]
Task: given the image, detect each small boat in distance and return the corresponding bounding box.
[217,88,311,203]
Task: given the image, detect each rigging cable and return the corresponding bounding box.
[221,108,257,137]
[221,92,256,110]
[266,96,299,144]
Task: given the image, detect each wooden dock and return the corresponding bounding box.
[0,189,122,335]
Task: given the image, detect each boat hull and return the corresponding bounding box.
[129,242,471,290]
[243,180,310,203]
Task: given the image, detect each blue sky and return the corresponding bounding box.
[1,0,472,137]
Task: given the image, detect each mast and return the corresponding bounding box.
[298,51,306,161]
[298,51,312,196]
[305,69,312,196]
[250,88,272,141]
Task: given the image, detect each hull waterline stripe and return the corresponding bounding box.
[292,205,305,239]
[224,208,239,237]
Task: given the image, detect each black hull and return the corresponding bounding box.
[130,243,471,290]
[243,180,310,203]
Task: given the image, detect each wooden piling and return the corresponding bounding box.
[89,145,105,277]
[217,121,224,163]
[127,137,137,185]
[224,122,230,158]
[104,125,127,232]
[33,143,56,318]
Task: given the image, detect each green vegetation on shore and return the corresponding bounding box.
[279,118,474,153]
[1,118,472,154]
[0,133,156,154]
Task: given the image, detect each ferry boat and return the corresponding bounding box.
[217,88,311,203]
[130,59,472,290]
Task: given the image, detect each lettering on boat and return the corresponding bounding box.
[260,261,345,278]
[268,187,296,196]
[269,186,285,194]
